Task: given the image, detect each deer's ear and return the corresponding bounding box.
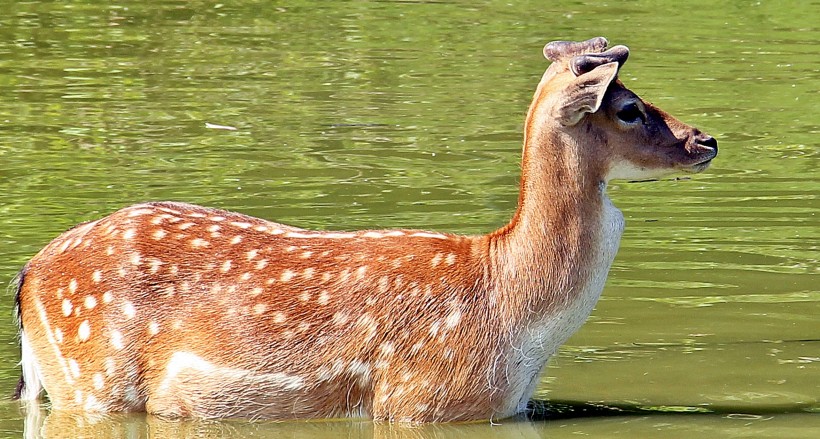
[554,62,619,126]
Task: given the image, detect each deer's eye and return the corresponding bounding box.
[616,102,645,124]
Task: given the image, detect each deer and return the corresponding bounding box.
[12,37,717,423]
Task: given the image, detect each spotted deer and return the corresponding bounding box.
[13,37,717,422]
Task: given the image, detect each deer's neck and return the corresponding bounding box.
[487,123,623,323]
[481,120,626,417]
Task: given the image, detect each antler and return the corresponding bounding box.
[543,37,608,62]
[543,37,630,77]
[570,45,629,76]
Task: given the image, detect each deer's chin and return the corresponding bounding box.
[679,157,714,174]
[605,161,672,183]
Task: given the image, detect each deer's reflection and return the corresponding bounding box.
[22,400,542,439]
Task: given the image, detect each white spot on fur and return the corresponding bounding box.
[253,303,267,315]
[92,270,103,283]
[102,291,113,304]
[127,208,154,217]
[378,276,390,293]
[123,229,136,240]
[273,312,287,323]
[356,266,368,280]
[152,229,167,240]
[221,260,232,273]
[62,299,73,317]
[231,221,252,229]
[111,330,124,350]
[78,320,91,342]
[445,309,462,329]
[130,252,142,266]
[93,373,104,390]
[247,249,259,260]
[69,279,78,294]
[429,321,441,337]
[280,269,295,282]
[148,322,160,336]
[333,312,349,325]
[84,296,97,310]
[191,238,209,248]
[255,259,268,270]
[68,359,80,379]
[84,394,105,411]
[446,253,457,265]
[410,232,448,239]
[122,301,136,319]
[178,222,196,230]
[54,328,64,344]
[149,258,163,273]
[230,235,242,245]
[431,253,443,267]
[318,291,331,305]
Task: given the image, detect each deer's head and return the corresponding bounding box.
[530,37,717,183]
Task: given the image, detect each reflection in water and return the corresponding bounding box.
[22,401,541,439]
[22,398,817,439]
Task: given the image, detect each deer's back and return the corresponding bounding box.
[19,202,511,420]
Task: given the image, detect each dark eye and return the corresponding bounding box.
[616,102,645,124]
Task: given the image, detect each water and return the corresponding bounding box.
[0,0,817,437]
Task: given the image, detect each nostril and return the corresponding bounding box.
[698,134,718,151]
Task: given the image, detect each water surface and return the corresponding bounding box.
[0,0,817,437]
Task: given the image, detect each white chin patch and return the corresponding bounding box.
[606,160,670,182]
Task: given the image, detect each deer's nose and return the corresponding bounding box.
[696,132,718,153]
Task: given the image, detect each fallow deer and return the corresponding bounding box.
[12,37,717,422]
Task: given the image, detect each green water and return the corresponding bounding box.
[0,0,817,437]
